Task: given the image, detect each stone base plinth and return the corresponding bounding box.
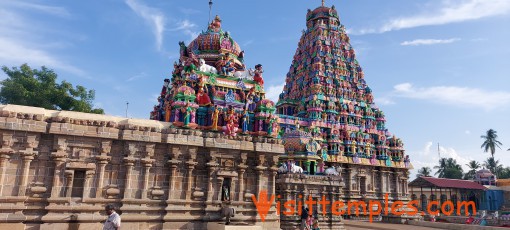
[0,223,25,230]
[40,223,102,230]
[207,222,262,230]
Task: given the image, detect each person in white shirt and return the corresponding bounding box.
[103,204,121,230]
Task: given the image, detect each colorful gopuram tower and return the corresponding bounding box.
[275,4,413,229]
[151,15,279,138]
[276,4,411,173]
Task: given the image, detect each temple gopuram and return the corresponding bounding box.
[151,14,276,137]
[273,4,413,229]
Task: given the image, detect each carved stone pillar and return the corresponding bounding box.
[83,170,95,199]
[185,162,197,201]
[270,155,279,196]
[0,153,10,195]
[18,152,35,196]
[237,152,248,201]
[123,142,137,199]
[95,155,110,198]
[216,177,224,203]
[185,147,197,201]
[50,149,67,198]
[206,149,219,203]
[345,168,353,193]
[0,133,13,195]
[255,155,267,195]
[371,169,376,192]
[395,173,400,195]
[141,157,154,199]
[380,171,388,194]
[123,157,136,199]
[95,140,112,198]
[18,135,38,196]
[237,165,247,201]
[404,178,409,195]
[167,160,179,200]
[65,170,74,197]
[167,146,182,201]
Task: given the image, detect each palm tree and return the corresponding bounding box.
[484,157,504,177]
[463,160,480,180]
[434,158,447,178]
[417,167,432,178]
[434,158,463,179]
[480,129,503,158]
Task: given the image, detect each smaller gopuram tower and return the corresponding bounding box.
[151,15,280,139]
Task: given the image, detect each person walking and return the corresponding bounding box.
[300,205,309,230]
[103,204,121,230]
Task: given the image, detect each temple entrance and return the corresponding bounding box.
[221,178,232,202]
[310,161,315,175]
[71,170,85,197]
[360,177,366,194]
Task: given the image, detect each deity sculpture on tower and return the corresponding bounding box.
[253,64,264,86]
[209,15,222,32]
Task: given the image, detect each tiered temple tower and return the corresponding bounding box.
[151,15,279,138]
[276,4,411,177]
[274,4,413,229]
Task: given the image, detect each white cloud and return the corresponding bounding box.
[374,97,395,105]
[410,142,473,177]
[392,83,510,110]
[170,20,199,44]
[125,0,166,51]
[0,37,84,75]
[0,4,84,76]
[0,1,70,17]
[419,141,434,156]
[438,145,470,168]
[401,38,460,46]
[242,40,254,47]
[264,83,285,103]
[173,19,195,31]
[126,72,147,82]
[356,0,510,34]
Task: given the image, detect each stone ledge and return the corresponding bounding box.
[408,220,509,229]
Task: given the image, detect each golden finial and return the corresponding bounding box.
[322,0,325,6]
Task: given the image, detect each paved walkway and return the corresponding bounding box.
[343,220,438,230]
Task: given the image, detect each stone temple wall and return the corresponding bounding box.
[276,164,410,230]
[0,104,284,230]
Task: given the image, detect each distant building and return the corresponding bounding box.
[409,176,505,213]
[474,168,497,186]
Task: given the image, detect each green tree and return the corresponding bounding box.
[416,167,432,178]
[463,160,480,180]
[483,157,504,177]
[434,158,463,179]
[500,167,510,179]
[480,129,503,158]
[0,64,103,114]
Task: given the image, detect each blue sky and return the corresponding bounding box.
[1,0,510,177]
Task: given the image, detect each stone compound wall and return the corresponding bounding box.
[276,165,410,230]
[0,104,284,230]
